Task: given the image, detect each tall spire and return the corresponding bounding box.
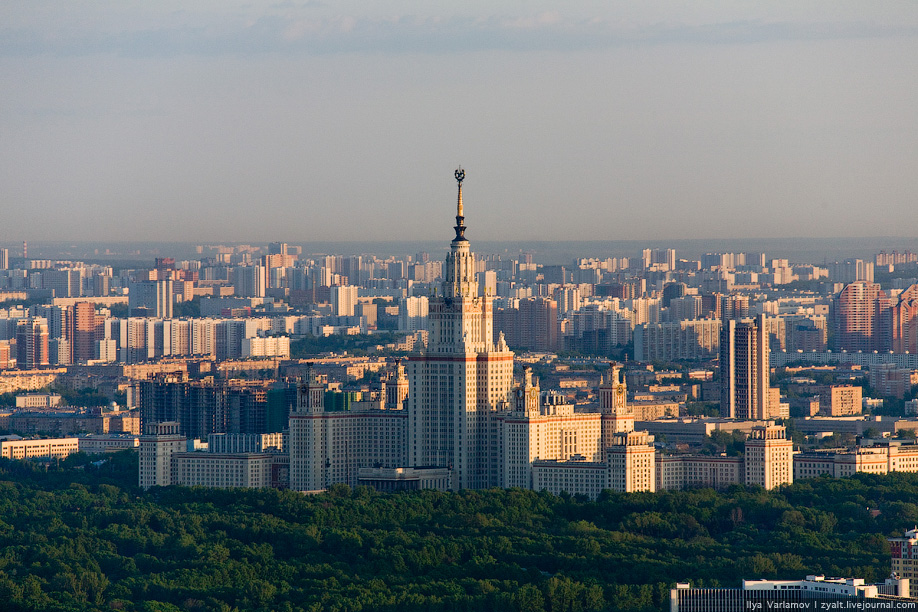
[453,167,467,242]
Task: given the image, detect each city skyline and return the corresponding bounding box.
[2,1,917,243]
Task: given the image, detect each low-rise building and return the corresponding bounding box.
[795,441,918,480]
[172,452,274,489]
[15,393,62,408]
[0,437,79,460]
[77,434,140,454]
[357,467,451,492]
[671,575,909,612]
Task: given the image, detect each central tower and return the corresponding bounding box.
[407,168,514,490]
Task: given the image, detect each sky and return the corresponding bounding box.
[2,1,917,244]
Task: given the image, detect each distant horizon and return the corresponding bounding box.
[6,235,918,267]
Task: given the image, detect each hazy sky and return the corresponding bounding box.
[2,1,917,244]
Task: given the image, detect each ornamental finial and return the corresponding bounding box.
[452,166,468,242]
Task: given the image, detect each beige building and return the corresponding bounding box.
[405,172,515,491]
[501,368,602,489]
[744,425,794,489]
[0,368,66,394]
[289,364,408,491]
[528,364,657,498]
[795,442,918,480]
[172,452,274,489]
[655,426,793,492]
[78,435,140,454]
[657,454,743,491]
[630,401,680,421]
[532,461,608,499]
[822,385,863,416]
[0,437,79,459]
[15,393,62,408]
[607,430,656,492]
[138,421,187,489]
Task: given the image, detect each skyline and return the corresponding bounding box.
[2,1,917,243]
[9,236,918,268]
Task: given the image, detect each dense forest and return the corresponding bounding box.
[0,453,914,612]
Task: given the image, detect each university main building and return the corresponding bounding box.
[142,170,790,497]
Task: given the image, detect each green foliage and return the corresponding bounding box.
[55,387,113,408]
[2,459,918,611]
[172,297,201,318]
[684,402,720,418]
[108,303,129,318]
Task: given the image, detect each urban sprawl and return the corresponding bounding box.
[2,174,918,530]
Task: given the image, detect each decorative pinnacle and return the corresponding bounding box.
[455,166,465,218]
[452,166,468,241]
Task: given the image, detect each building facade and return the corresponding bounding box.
[406,169,514,491]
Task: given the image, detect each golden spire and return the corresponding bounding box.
[455,166,465,218]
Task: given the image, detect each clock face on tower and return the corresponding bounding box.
[616,385,625,396]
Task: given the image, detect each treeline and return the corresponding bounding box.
[0,455,915,612]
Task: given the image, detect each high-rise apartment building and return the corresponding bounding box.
[833,281,890,352]
[720,314,770,420]
[232,265,266,298]
[128,279,173,319]
[891,284,918,353]
[518,297,560,352]
[16,318,50,369]
[407,169,514,491]
[330,285,358,317]
[398,296,429,332]
[72,301,100,363]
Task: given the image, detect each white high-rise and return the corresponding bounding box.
[407,168,514,490]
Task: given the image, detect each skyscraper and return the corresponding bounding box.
[407,168,514,490]
[720,314,770,420]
